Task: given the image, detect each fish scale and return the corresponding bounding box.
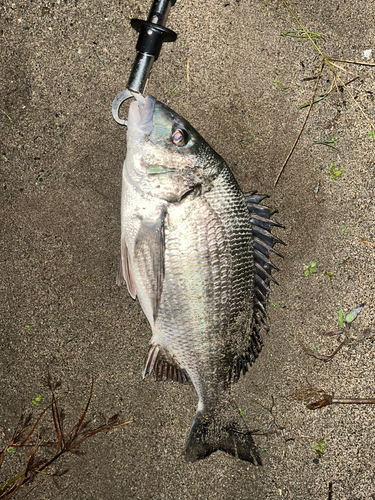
[118,94,282,463]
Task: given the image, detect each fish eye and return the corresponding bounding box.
[171,128,188,147]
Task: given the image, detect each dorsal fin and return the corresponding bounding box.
[230,192,283,381]
[143,345,190,384]
[244,191,283,311]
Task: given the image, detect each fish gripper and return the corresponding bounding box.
[112,0,177,126]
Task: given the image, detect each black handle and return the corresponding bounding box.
[127,0,178,94]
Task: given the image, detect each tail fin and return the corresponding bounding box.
[185,404,262,464]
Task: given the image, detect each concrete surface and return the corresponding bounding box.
[1,0,374,498]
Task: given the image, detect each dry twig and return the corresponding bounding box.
[293,384,375,411]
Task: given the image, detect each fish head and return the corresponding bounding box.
[125,94,225,202]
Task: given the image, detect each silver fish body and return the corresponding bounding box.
[118,95,281,462]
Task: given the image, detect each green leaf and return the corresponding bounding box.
[338,308,343,329]
[304,270,309,276]
[165,86,178,94]
[310,261,317,268]
[329,163,342,180]
[281,29,322,38]
[7,446,15,454]
[32,394,42,407]
[299,94,328,108]
[345,304,365,324]
[313,139,339,150]
[311,439,326,458]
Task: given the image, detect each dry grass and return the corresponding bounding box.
[0,376,132,499]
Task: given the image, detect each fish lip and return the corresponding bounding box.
[128,94,155,137]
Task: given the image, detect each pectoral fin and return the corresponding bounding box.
[134,211,166,320]
[117,235,136,299]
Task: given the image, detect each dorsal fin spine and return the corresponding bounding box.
[246,191,283,370]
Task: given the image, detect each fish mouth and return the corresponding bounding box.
[128,94,176,176]
[128,93,155,138]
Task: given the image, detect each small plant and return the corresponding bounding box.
[165,86,177,94]
[311,344,319,351]
[338,304,364,329]
[274,80,288,90]
[329,162,342,180]
[32,394,42,407]
[303,261,317,276]
[341,218,375,235]
[325,271,333,281]
[0,376,132,499]
[238,408,244,415]
[368,131,375,138]
[311,439,326,459]
[300,303,365,362]
[25,325,31,331]
[272,302,280,307]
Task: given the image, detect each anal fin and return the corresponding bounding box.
[143,345,190,384]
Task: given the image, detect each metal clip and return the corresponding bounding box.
[111,89,135,126]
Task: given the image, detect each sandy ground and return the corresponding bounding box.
[1,0,375,498]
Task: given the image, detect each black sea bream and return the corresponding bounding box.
[117,94,282,463]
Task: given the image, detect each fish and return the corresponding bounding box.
[117,93,283,463]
